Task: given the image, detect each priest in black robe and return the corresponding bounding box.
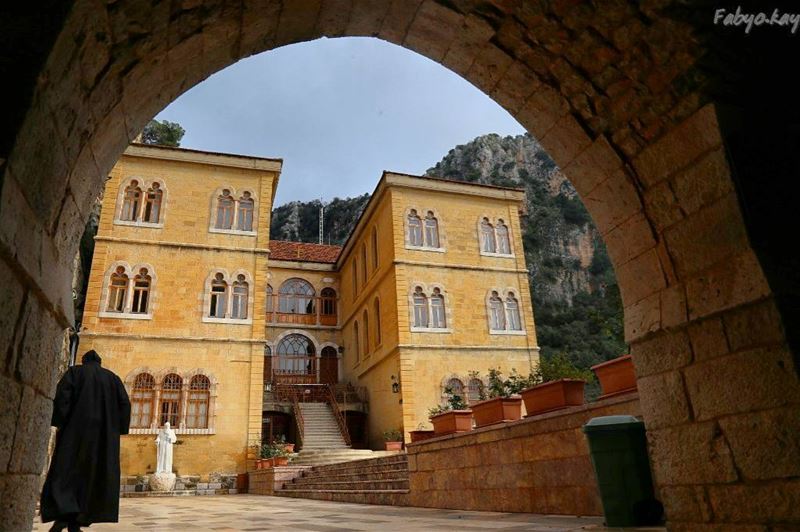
[41,350,131,531]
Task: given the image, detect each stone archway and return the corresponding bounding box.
[1,2,798,529]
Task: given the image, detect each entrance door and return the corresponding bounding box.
[320,346,338,385]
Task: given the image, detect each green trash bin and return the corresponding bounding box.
[583,415,662,527]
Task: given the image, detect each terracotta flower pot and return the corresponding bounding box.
[385,441,403,451]
[521,379,586,416]
[283,443,295,453]
[255,459,264,470]
[262,457,274,468]
[591,355,637,399]
[470,396,523,428]
[409,430,436,443]
[274,456,289,466]
[430,410,473,435]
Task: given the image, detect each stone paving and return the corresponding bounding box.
[32,495,666,531]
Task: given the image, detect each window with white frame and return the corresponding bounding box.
[487,289,525,333]
[479,217,513,256]
[205,271,252,322]
[127,371,216,433]
[117,178,165,226]
[211,187,257,234]
[410,285,449,331]
[101,264,155,318]
[406,208,443,250]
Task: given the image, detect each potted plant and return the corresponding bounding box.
[469,369,525,428]
[383,428,404,451]
[428,386,473,435]
[258,443,276,469]
[520,353,594,417]
[591,354,637,399]
[409,422,436,443]
[274,434,295,454]
[269,440,290,466]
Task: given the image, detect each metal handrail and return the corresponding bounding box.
[326,384,352,447]
[291,396,304,448]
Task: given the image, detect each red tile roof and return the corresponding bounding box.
[269,240,342,264]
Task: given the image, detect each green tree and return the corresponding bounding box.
[141,120,185,147]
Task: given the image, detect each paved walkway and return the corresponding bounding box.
[33,495,664,531]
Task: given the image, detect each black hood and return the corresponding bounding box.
[81,350,102,365]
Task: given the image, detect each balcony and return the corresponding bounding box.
[266,295,337,327]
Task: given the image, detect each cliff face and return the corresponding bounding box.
[270,133,626,371]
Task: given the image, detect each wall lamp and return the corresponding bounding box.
[391,375,400,394]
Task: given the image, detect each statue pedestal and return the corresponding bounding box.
[149,472,176,492]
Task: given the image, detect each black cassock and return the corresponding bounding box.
[41,350,131,525]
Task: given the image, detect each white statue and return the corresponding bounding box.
[155,422,177,474]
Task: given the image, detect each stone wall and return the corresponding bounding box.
[406,393,641,516]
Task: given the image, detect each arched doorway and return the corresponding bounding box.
[319,346,338,385]
[261,410,294,447]
[1,3,798,529]
[274,333,316,384]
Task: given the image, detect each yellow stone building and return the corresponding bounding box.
[80,144,539,479]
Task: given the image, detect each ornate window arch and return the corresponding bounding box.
[467,377,485,405]
[209,186,258,235]
[320,287,337,325]
[442,377,465,406]
[278,278,316,314]
[203,269,253,323]
[115,177,167,227]
[371,226,379,269]
[130,373,155,428]
[353,321,360,363]
[424,211,440,248]
[362,309,370,355]
[99,262,157,319]
[478,215,514,257]
[361,243,368,284]
[486,288,526,334]
[407,209,423,247]
[409,283,452,332]
[275,333,317,377]
[125,368,218,434]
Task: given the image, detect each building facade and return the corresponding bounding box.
[80,144,539,479]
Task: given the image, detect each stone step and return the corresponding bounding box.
[286,479,409,490]
[299,466,409,482]
[305,454,407,472]
[276,489,410,507]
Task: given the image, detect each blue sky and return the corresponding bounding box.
[156,37,525,206]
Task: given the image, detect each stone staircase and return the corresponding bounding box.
[276,453,410,506]
[298,403,349,450]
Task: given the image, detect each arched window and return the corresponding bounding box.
[276,334,316,375]
[237,191,254,231]
[215,189,235,229]
[320,287,337,325]
[445,378,465,404]
[361,243,368,283]
[506,293,522,331]
[352,261,358,297]
[430,288,446,328]
[467,378,484,405]
[353,322,360,362]
[496,220,511,254]
[186,375,211,429]
[488,291,505,330]
[363,309,370,354]
[263,344,273,383]
[266,284,274,320]
[130,373,155,428]
[424,211,440,248]
[374,298,381,346]
[231,274,249,319]
[160,374,182,427]
[480,218,496,253]
[371,227,379,269]
[209,273,227,318]
[412,286,428,328]
[143,183,163,223]
[408,209,423,246]
[107,266,128,312]
[278,278,315,314]
[121,180,142,221]
[131,267,151,314]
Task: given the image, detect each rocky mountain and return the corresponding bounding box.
[271,133,626,372]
